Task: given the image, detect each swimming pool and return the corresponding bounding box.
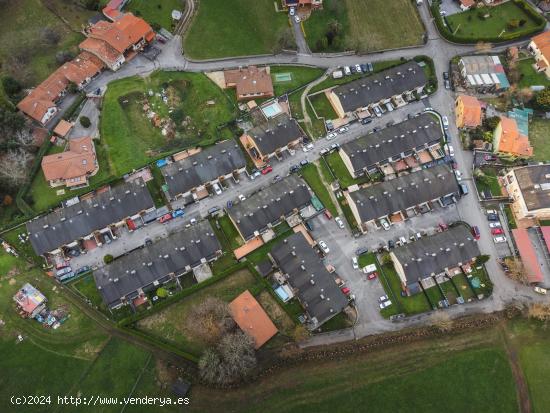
[275,72,292,82]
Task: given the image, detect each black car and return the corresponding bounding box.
[388,240,395,249]
[305,220,314,231]
[443,72,449,80]
[289,164,300,173]
[487,213,499,221]
[361,118,373,125]
[355,246,369,256]
[360,64,368,73]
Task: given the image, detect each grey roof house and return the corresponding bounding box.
[228,175,311,241]
[345,164,460,232]
[270,232,348,329]
[390,225,480,294]
[27,179,154,257]
[93,220,222,309]
[161,140,247,200]
[339,113,443,177]
[329,61,426,117]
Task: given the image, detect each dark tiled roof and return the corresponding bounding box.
[270,233,348,327]
[93,220,221,308]
[513,164,550,211]
[248,114,304,156]
[348,164,459,223]
[333,61,427,113]
[161,140,246,199]
[392,225,480,286]
[27,179,154,256]
[340,113,442,172]
[228,175,311,240]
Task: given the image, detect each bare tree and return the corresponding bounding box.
[430,311,453,332]
[527,303,550,322]
[503,257,529,285]
[185,297,234,344]
[0,149,32,187]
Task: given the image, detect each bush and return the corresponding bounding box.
[156,287,168,298]
[80,116,91,128]
[103,254,114,264]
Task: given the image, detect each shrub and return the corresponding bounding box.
[156,287,168,298]
[103,254,114,264]
[80,116,91,128]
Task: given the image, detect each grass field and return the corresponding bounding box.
[101,71,237,175]
[528,119,550,162]
[475,167,502,198]
[183,0,289,59]
[324,151,369,189]
[300,164,338,216]
[126,0,183,31]
[304,0,424,53]
[269,66,324,97]
[187,324,519,412]
[517,58,550,88]
[218,215,244,250]
[136,268,264,355]
[447,1,541,40]
[309,93,337,120]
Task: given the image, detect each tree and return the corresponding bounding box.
[198,331,257,386]
[507,19,520,30]
[156,287,168,298]
[528,303,550,322]
[40,27,61,46]
[503,257,529,285]
[80,116,91,128]
[476,254,490,265]
[536,89,550,110]
[0,107,25,137]
[68,82,78,94]
[103,254,114,264]
[430,312,453,332]
[185,297,234,344]
[56,50,75,64]
[83,0,100,10]
[325,19,342,46]
[483,116,500,131]
[381,253,393,266]
[0,149,32,187]
[2,76,21,99]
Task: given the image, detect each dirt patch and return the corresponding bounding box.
[8,278,16,285]
[257,291,294,334]
[501,324,532,413]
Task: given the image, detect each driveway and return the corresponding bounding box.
[69,98,101,139]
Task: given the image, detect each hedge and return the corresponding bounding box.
[431,0,545,44]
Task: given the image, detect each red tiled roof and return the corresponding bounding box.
[79,37,122,66]
[512,228,544,283]
[532,31,550,65]
[229,290,277,349]
[41,136,97,183]
[495,116,533,157]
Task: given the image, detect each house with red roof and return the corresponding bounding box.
[13,283,47,318]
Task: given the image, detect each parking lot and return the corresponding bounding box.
[527,227,550,288]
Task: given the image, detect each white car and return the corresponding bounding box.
[442,116,449,130]
[444,143,455,157]
[318,240,330,254]
[344,66,352,76]
[355,64,362,73]
[454,170,462,181]
[335,217,345,229]
[302,143,314,152]
[494,236,507,244]
[379,300,392,309]
[352,257,359,270]
[489,222,502,228]
[289,7,295,16]
[294,15,300,23]
[379,295,389,302]
[238,194,246,201]
[534,286,547,295]
[338,126,348,134]
[424,107,433,112]
[212,183,222,195]
[326,132,337,140]
[380,218,390,230]
[486,209,498,215]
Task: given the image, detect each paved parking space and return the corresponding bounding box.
[439,0,463,16]
[528,227,550,287]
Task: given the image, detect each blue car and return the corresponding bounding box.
[172,209,185,218]
[227,200,233,209]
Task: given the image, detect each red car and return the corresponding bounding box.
[324,210,333,220]
[341,287,351,295]
[367,272,378,280]
[439,223,448,231]
[159,213,173,224]
[471,225,480,240]
[261,166,273,175]
[491,228,504,235]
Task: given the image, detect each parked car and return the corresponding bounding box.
[305,220,314,231]
[56,266,72,277]
[289,7,295,16]
[300,159,309,166]
[493,235,507,243]
[319,149,329,156]
[444,143,454,157]
[360,63,368,73]
[74,266,90,275]
[380,218,390,230]
[335,216,345,229]
[212,183,222,195]
[486,209,498,215]
[272,174,282,183]
[355,64,362,73]
[439,223,449,231]
[367,272,378,280]
[489,222,502,228]
[261,165,273,175]
[459,183,469,195]
[471,226,480,240]
[491,228,504,235]
[238,194,246,201]
[352,257,359,269]
[344,66,352,76]
[443,72,449,80]
[302,143,314,152]
[171,208,185,218]
[379,300,392,309]
[484,154,497,162]
[341,286,351,295]
[355,246,369,255]
[444,79,451,90]
[318,240,330,254]
[294,15,300,23]
[379,295,389,303]
[330,143,339,151]
[326,132,337,140]
[338,126,349,134]
[324,210,333,220]
[361,118,373,125]
[372,106,382,117]
[159,213,173,223]
[387,240,395,249]
[534,286,547,295]
[454,170,462,181]
[367,62,374,72]
[487,213,499,222]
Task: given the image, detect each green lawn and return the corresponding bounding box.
[475,167,502,198]
[309,93,337,120]
[300,164,338,216]
[504,205,518,229]
[270,65,324,97]
[218,215,244,250]
[126,0,183,32]
[304,0,424,53]
[528,118,550,162]
[325,151,369,189]
[183,0,289,59]
[136,268,264,355]
[337,195,359,233]
[452,273,477,302]
[468,265,493,298]
[446,1,542,41]
[517,58,550,88]
[27,140,115,212]
[101,71,237,175]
